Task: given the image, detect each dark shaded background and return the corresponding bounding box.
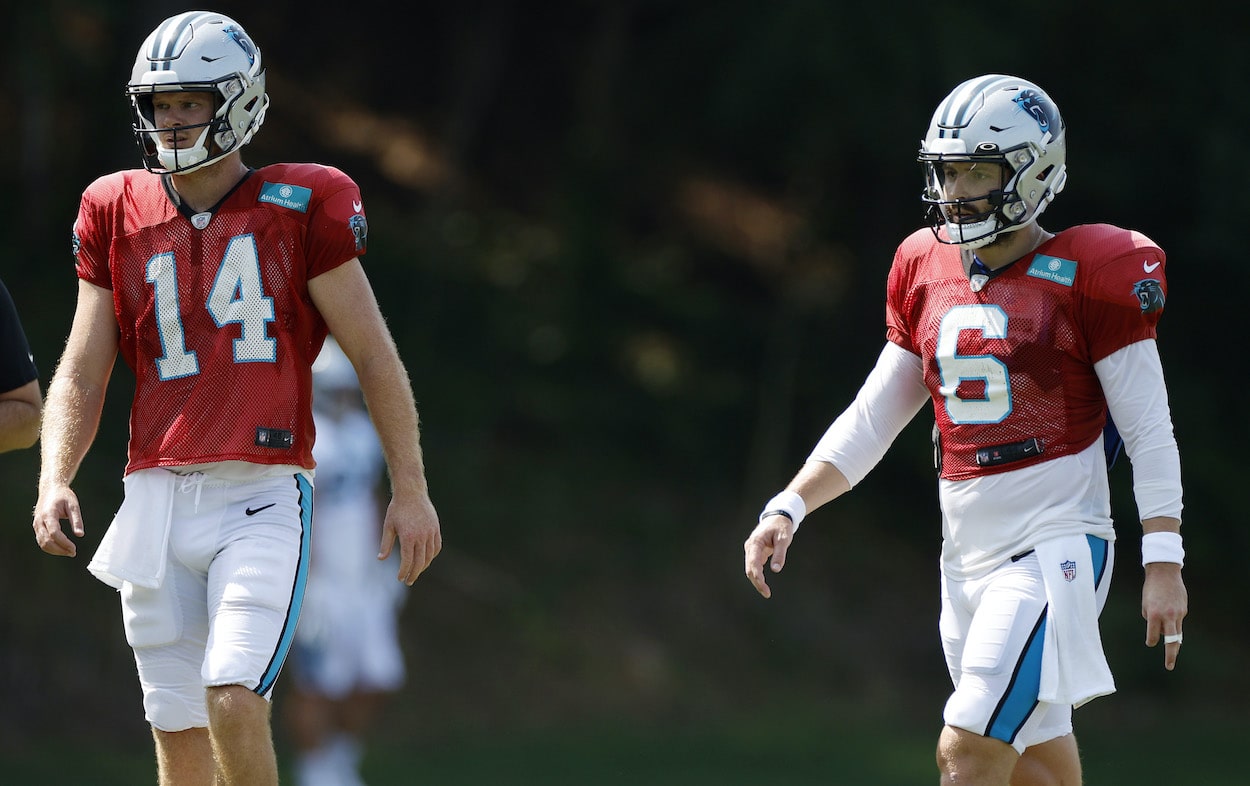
[2,0,1245,772]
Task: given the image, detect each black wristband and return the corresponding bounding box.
[760,509,793,521]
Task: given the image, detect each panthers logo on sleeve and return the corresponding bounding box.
[1132,279,1165,314]
[349,214,368,253]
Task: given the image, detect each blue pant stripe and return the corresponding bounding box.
[255,474,312,696]
[987,613,1045,743]
[1088,534,1109,588]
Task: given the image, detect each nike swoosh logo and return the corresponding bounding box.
[1143,260,1161,273]
[245,503,276,516]
[201,55,227,63]
[352,200,363,213]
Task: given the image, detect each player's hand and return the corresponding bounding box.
[744,515,796,599]
[378,491,442,586]
[32,485,86,557]
[1142,562,1187,671]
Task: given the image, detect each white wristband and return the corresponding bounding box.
[1141,531,1184,567]
[759,490,807,532]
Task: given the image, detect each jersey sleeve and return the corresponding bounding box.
[72,175,121,289]
[305,166,368,279]
[1078,230,1166,363]
[884,229,930,354]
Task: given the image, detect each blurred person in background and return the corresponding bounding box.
[282,337,407,786]
[744,74,1187,786]
[31,10,440,785]
[0,276,41,452]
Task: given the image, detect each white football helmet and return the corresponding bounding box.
[918,74,1067,249]
[126,11,269,174]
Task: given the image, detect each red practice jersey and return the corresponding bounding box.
[886,224,1166,481]
[73,163,368,473]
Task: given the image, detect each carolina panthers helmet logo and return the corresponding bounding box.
[1133,279,1165,313]
[224,25,258,67]
[1013,89,1060,135]
[349,214,368,253]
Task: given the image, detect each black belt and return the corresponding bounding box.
[975,437,1044,467]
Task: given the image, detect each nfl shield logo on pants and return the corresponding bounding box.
[1060,559,1077,582]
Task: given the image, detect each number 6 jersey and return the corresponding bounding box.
[72,163,367,473]
[886,224,1166,481]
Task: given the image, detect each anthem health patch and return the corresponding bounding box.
[258,182,312,212]
[1027,254,1077,287]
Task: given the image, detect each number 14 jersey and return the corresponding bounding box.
[72,163,367,473]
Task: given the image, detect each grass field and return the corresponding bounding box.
[3,703,1245,785]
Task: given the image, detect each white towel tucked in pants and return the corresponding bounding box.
[88,469,177,590]
[1035,533,1116,707]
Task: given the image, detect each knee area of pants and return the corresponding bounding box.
[145,688,208,732]
[943,689,984,735]
[943,693,1028,755]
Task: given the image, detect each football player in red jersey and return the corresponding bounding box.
[745,75,1187,786]
[31,11,441,785]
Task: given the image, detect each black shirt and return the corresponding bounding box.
[0,277,38,394]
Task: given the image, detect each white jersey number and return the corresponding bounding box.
[146,234,277,381]
[936,304,1012,424]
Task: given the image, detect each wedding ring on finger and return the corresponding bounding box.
[1163,633,1184,645]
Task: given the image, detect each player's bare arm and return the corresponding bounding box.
[309,259,442,585]
[744,460,852,599]
[32,280,119,557]
[0,378,42,452]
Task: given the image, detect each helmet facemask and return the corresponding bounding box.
[921,145,1051,249]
